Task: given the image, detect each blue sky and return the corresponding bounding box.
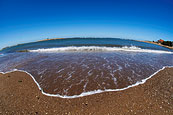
[0,0,173,49]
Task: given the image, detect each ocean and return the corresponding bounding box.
[0,38,173,98]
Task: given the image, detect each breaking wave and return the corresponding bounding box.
[29,46,173,54]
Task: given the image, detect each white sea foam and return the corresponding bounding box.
[0,66,173,99]
[29,46,173,54]
[0,53,4,57]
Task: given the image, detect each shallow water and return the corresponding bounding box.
[0,38,173,96]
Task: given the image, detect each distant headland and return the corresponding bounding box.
[138,39,173,49]
[38,38,65,41]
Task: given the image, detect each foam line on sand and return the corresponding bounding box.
[1,66,173,98]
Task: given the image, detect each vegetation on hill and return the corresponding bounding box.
[161,41,173,47]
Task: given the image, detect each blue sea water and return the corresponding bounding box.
[0,38,172,53]
[0,38,172,97]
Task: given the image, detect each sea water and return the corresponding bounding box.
[0,38,172,97]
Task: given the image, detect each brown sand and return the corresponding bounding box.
[0,67,173,115]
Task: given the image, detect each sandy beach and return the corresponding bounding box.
[0,67,173,114]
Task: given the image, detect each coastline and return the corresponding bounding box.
[1,67,173,114]
[38,38,65,42]
[1,38,172,52]
[0,38,65,51]
[139,40,173,49]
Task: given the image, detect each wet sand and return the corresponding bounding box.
[0,67,173,114]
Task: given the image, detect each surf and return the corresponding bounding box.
[28,46,173,54]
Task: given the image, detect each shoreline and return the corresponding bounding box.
[0,66,172,98]
[139,40,173,49]
[1,38,172,52]
[1,67,173,114]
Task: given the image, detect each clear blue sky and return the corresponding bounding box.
[0,0,173,49]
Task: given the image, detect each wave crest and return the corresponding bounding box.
[28,46,172,54]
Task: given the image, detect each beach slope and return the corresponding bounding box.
[0,67,173,114]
